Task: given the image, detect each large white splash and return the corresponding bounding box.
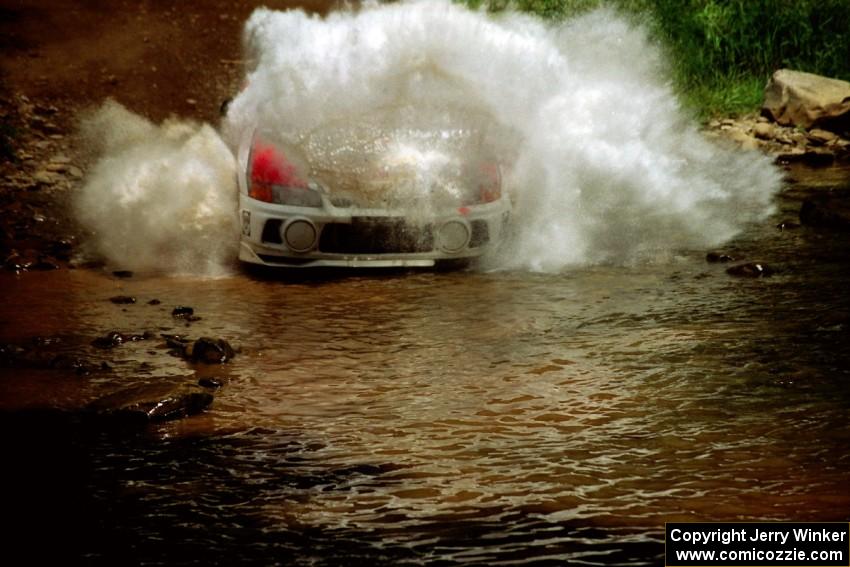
[77,1,781,274]
[75,100,239,275]
[223,0,781,271]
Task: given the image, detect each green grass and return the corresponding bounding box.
[461,0,850,119]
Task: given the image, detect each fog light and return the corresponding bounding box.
[438,220,470,253]
[283,219,317,252]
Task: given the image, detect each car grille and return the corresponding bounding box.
[469,220,489,248]
[319,218,434,254]
[261,219,283,244]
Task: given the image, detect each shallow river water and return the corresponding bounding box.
[1,164,849,565]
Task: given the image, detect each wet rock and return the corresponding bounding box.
[4,250,38,272]
[0,343,28,366]
[112,270,133,278]
[162,335,235,363]
[172,306,194,318]
[47,238,74,260]
[91,331,127,349]
[706,251,735,263]
[47,354,96,375]
[67,166,83,179]
[30,257,59,271]
[31,336,61,347]
[187,337,235,364]
[0,341,104,375]
[198,377,225,389]
[776,221,800,230]
[726,262,773,278]
[87,383,214,423]
[762,69,850,131]
[109,295,136,304]
[801,150,835,167]
[91,331,150,349]
[799,197,850,231]
[775,147,807,164]
[161,334,190,351]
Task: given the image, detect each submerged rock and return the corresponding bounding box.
[1,341,104,375]
[109,295,136,304]
[171,306,194,317]
[87,383,214,423]
[198,377,225,389]
[91,331,126,349]
[187,337,235,364]
[800,197,850,231]
[161,335,235,364]
[172,306,201,321]
[706,252,735,263]
[91,331,151,349]
[30,257,60,271]
[726,262,774,278]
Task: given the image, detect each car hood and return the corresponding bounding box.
[253,106,508,210]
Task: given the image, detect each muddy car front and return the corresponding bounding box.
[237,117,511,268]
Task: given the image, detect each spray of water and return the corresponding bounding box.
[77,0,781,274]
[75,100,238,275]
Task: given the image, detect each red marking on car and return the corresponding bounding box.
[458,206,470,216]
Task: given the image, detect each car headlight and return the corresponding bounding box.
[248,138,323,208]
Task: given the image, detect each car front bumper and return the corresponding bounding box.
[238,194,510,268]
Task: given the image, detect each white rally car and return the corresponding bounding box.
[236,106,511,268]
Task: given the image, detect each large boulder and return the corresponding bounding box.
[762,69,850,133]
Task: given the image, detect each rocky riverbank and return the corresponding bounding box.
[706,69,850,166]
[0,93,83,272]
[705,113,850,166]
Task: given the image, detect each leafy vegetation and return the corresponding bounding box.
[461,0,850,118]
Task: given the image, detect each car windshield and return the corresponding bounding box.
[253,105,508,214]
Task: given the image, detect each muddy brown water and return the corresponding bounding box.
[1,164,849,565]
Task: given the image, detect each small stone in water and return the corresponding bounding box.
[172,306,194,317]
[726,262,773,278]
[706,252,735,263]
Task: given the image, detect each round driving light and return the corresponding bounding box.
[438,220,470,253]
[283,219,317,252]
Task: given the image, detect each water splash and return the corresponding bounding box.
[225,0,781,271]
[77,1,781,274]
[75,100,238,275]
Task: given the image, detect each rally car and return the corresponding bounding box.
[236,106,511,268]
